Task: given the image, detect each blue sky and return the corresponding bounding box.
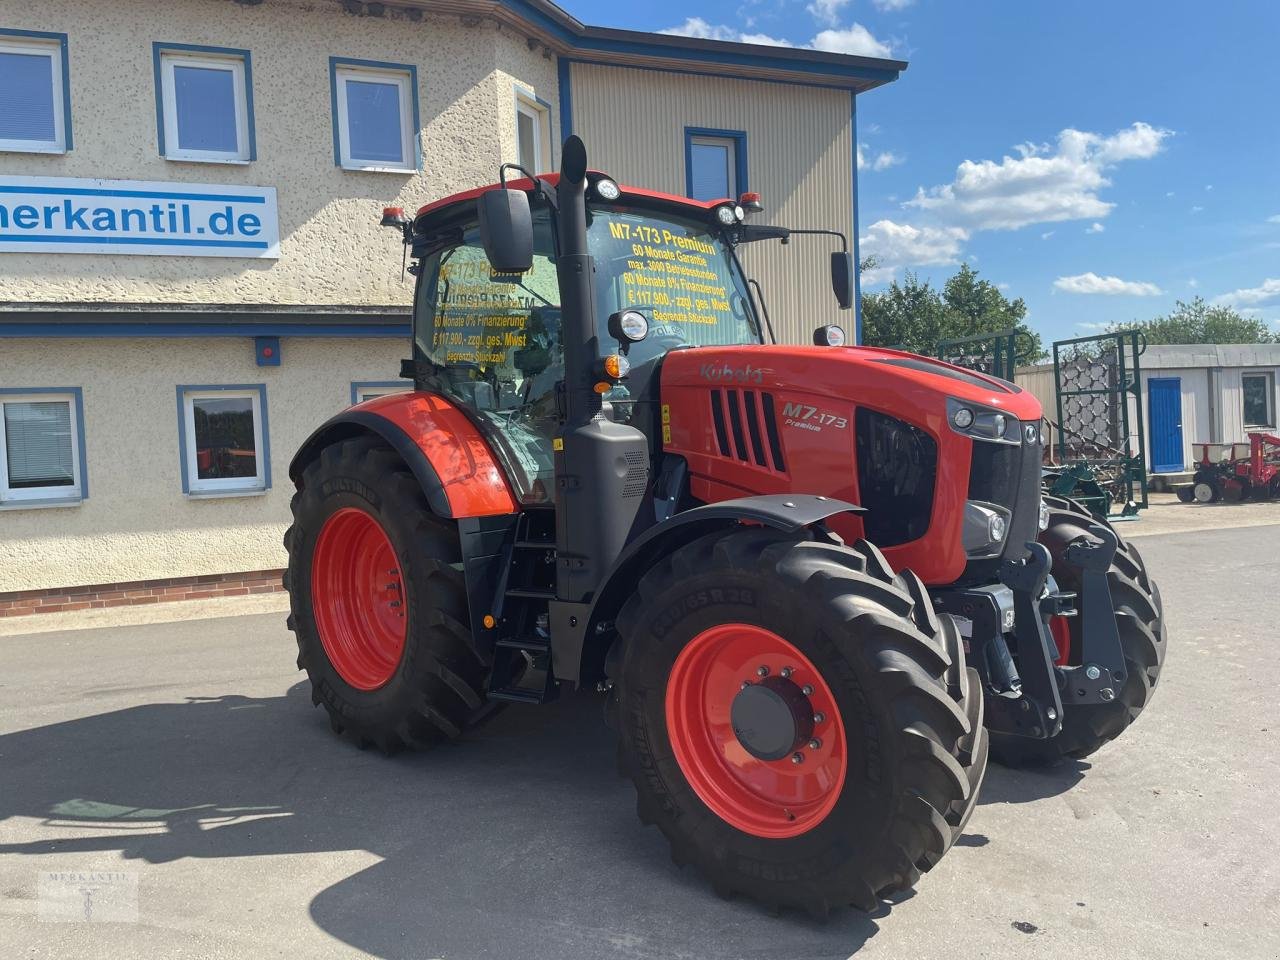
[563,0,1280,342]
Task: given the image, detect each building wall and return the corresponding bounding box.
[1019,345,1280,474]
[0,0,558,307]
[0,337,405,593]
[568,62,855,346]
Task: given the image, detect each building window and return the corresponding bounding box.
[685,128,747,202]
[177,385,270,496]
[154,44,254,163]
[350,381,412,405]
[0,30,71,154]
[0,389,86,507]
[1243,372,1275,428]
[515,90,551,173]
[330,58,418,172]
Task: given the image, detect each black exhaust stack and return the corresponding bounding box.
[551,137,651,611]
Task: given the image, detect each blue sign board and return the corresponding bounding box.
[0,175,280,258]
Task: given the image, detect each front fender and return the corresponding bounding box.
[289,391,517,519]
[569,494,864,684]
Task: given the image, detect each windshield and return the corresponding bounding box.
[414,203,760,369]
[411,200,760,501]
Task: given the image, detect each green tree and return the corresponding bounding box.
[1108,296,1278,345]
[862,263,1045,360]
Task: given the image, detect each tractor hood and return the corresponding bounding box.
[660,344,1042,424]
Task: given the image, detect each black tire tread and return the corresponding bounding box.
[615,527,987,914]
[992,498,1166,767]
[284,436,488,753]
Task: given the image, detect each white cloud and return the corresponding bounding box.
[1205,184,1214,191]
[860,219,968,283]
[903,122,1172,232]
[1086,222,1105,234]
[872,0,915,9]
[806,0,850,28]
[812,24,893,57]
[1214,278,1280,308]
[1054,272,1163,296]
[1191,205,1204,213]
[1188,277,1199,288]
[1267,214,1280,223]
[659,18,790,45]
[858,144,904,172]
[1076,321,1111,330]
[1166,191,1175,198]
[1041,230,1055,240]
[661,17,891,57]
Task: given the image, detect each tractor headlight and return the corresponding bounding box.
[1039,499,1051,531]
[962,501,1012,558]
[946,397,1020,444]
[715,204,738,226]
[594,178,621,201]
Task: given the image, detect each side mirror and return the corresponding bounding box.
[477,188,533,273]
[831,251,854,310]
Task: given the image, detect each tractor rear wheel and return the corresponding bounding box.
[614,527,987,915]
[991,495,1167,767]
[284,437,488,752]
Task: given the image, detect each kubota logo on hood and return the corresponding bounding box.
[699,363,766,385]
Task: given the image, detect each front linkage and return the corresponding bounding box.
[932,524,1124,741]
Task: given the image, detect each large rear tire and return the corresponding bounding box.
[284,437,488,752]
[991,495,1167,767]
[615,527,987,915]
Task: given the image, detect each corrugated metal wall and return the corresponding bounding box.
[569,63,855,345]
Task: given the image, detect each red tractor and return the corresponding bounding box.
[284,138,1167,914]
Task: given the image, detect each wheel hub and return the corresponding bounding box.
[731,676,815,761]
[664,623,847,838]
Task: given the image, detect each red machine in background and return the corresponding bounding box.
[1183,432,1280,503]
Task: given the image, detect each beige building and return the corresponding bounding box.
[0,0,904,605]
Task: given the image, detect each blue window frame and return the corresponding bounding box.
[0,29,72,154]
[0,387,87,508]
[350,381,411,406]
[153,42,256,163]
[176,384,270,496]
[329,57,420,172]
[684,127,748,202]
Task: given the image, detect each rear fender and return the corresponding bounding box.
[288,391,517,519]
[567,495,864,685]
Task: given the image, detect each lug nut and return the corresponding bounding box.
[808,738,821,750]
[812,712,825,724]
[1085,665,1101,680]
[801,685,814,696]
[1099,688,1116,702]
[756,665,770,678]
[791,752,804,764]
[780,667,793,678]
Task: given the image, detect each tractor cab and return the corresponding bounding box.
[404,173,768,502]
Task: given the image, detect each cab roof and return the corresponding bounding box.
[413,173,729,231]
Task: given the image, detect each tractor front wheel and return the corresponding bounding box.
[614,527,986,915]
[991,495,1167,767]
[284,437,488,752]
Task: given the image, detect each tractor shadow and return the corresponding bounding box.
[0,685,883,959]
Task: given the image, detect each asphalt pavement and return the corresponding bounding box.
[1,523,1278,959]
